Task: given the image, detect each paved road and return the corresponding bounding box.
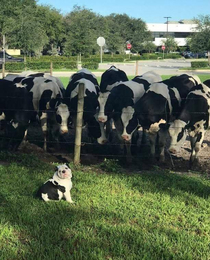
[1,59,209,78]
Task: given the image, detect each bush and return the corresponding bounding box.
[5,60,77,71]
[191,61,209,68]
[5,62,26,71]
[81,62,99,70]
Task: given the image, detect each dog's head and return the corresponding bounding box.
[55,164,72,180]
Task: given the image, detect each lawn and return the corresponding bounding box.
[0,153,210,260]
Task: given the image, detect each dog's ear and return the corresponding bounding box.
[55,166,59,172]
[66,163,70,169]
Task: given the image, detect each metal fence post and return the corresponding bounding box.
[74,83,85,165]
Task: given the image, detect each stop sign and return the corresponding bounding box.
[162,45,165,50]
[127,43,132,49]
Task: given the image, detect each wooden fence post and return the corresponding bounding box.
[2,63,5,78]
[50,62,53,76]
[135,60,139,76]
[74,83,85,165]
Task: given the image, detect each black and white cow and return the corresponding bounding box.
[97,66,128,144]
[65,68,101,140]
[4,74,70,150]
[0,79,33,150]
[168,83,210,166]
[102,71,162,160]
[126,74,201,161]
[22,76,69,150]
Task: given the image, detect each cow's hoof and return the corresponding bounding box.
[189,157,200,169]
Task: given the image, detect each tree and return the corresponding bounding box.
[63,6,100,56]
[142,41,157,53]
[161,37,178,53]
[0,0,48,56]
[36,5,65,54]
[190,15,210,63]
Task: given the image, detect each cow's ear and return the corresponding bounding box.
[159,123,170,130]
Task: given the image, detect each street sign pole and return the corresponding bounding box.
[97,37,105,64]
[100,46,102,63]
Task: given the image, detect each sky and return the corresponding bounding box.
[37,0,210,23]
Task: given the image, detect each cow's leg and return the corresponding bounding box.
[189,130,205,167]
[148,132,157,160]
[40,112,48,151]
[125,141,132,163]
[158,128,167,162]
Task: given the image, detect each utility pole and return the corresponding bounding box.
[164,16,171,38]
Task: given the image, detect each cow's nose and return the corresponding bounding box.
[98,117,106,123]
[122,134,130,141]
[169,148,177,154]
[61,129,68,135]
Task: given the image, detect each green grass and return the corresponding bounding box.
[0,153,210,260]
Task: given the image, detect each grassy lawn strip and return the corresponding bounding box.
[0,152,210,259]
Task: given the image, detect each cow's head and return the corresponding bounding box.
[168,119,187,154]
[97,91,110,123]
[121,106,139,141]
[55,102,70,135]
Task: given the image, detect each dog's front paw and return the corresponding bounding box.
[67,199,75,204]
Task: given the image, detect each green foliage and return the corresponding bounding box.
[5,60,77,71]
[190,15,210,53]
[5,62,26,71]
[81,61,99,70]
[191,61,209,68]
[99,158,122,173]
[161,37,178,52]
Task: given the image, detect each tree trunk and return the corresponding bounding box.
[208,51,210,65]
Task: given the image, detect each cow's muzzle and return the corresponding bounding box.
[98,117,107,123]
[122,134,131,141]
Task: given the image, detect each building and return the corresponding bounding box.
[147,20,197,47]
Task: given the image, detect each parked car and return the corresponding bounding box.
[0,51,24,65]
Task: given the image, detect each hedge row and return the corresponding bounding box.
[191,61,209,68]
[5,61,78,71]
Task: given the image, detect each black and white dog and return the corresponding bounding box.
[37,164,74,203]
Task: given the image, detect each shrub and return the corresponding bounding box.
[5,60,77,71]
[5,62,26,71]
[191,61,209,68]
[81,62,99,70]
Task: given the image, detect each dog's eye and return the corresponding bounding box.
[65,167,68,169]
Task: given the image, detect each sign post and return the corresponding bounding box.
[162,45,165,59]
[97,37,105,63]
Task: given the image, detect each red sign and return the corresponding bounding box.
[127,43,132,49]
[162,45,165,50]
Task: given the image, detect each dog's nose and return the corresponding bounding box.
[62,170,66,173]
